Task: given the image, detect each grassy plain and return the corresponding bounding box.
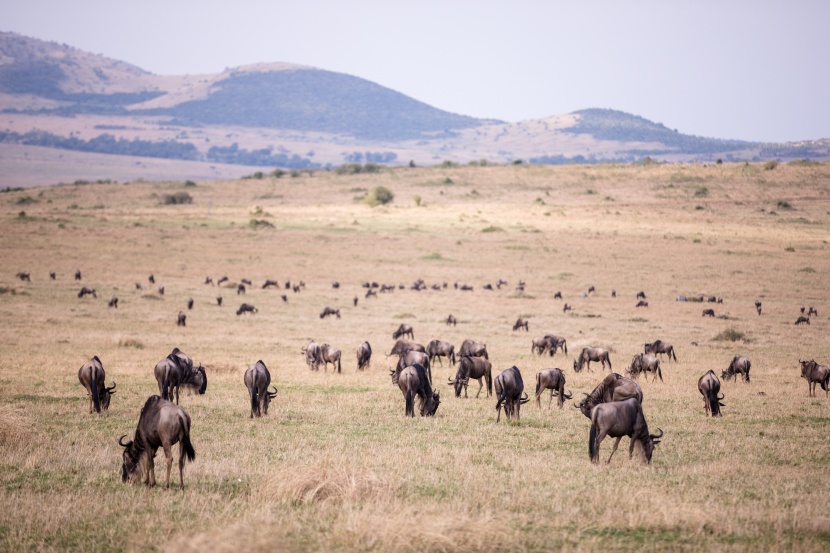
[0,161,829,552]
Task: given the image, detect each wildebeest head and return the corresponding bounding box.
[101,381,117,410]
[424,389,440,416]
[118,434,139,483]
[642,428,664,463]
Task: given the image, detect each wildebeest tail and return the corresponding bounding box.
[589,420,598,460]
[250,385,258,417]
[821,371,830,392]
[90,365,101,413]
[405,390,414,417]
[671,348,677,361]
[337,356,341,374]
[657,366,663,382]
[535,372,542,396]
[563,341,568,355]
[607,355,612,371]
[486,369,493,396]
[707,389,719,416]
[179,415,196,462]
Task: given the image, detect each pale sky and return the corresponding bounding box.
[4,0,829,143]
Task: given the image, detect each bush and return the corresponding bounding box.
[764,160,779,171]
[776,200,793,210]
[694,186,709,197]
[413,195,422,207]
[364,186,394,207]
[713,328,747,342]
[161,192,193,205]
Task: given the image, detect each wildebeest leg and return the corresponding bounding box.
[628,438,637,460]
[606,436,622,464]
[475,380,483,398]
[146,451,156,487]
[162,442,173,490]
[591,430,608,464]
[548,389,555,410]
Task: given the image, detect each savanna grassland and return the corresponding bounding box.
[1,161,829,552]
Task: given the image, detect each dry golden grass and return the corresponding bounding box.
[1,161,829,552]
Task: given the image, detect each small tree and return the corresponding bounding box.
[365,186,394,207]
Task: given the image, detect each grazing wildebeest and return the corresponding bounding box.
[237,284,246,295]
[353,296,358,307]
[636,291,646,300]
[356,341,372,371]
[563,303,573,312]
[722,355,751,383]
[588,285,595,294]
[50,271,56,280]
[494,366,529,422]
[77,356,116,414]
[75,270,82,281]
[78,286,97,299]
[800,306,806,314]
[148,274,155,284]
[644,340,677,362]
[554,291,563,299]
[795,316,810,325]
[205,276,214,285]
[445,314,457,326]
[458,338,488,360]
[513,317,529,332]
[611,290,617,298]
[16,272,30,281]
[448,355,492,398]
[397,363,440,417]
[427,339,456,367]
[392,324,414,340]
[535,368,572,409]
[135,283,143,290]
[755,300,762,316]
[575,373,643,419]
[497,279,508,289]
[365,289,377,299]
[516,280,526,291]
[545,335,568,356]
[303,340,322,371]
[698,370,725,416]
[236,303,257,316]
[332,281,340,289]
[319,344,342,374]
[187,298,193,310]
[108,296,118,308]
[799,359,830,397]
[217,296,223,306]
[320,306,340,319]
[636,300,649,308]
[387,339,426,357]
[483,283,493,291]
[282,295,288,302]
[702,309,715,317]
[460,284,473,291]
[244,360,278,418]
[397,350,431,385]
[241,278,252,287]
[573,347,612,373]
[262,279,279,289]
[589,398,663,464]
[217,276,229,285]
[177,311,186,326]
[808,307,818,317]
[158,286,165,296]
[531,336,549,356]
[627,353,663,382]
[118,395,195,490]
[153,350,207,404]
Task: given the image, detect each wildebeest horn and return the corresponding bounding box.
[649,428,664,439]
[520,392,530,404]
[268,386,278,398]
[564,389,573,399]
[106,381,117,393]
[447,376,455,384]
[718,393,725,400]
[118,435,130,447]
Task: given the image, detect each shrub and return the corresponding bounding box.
[413,195,422,207]
[364,186,394,207]
[694,186,709,197]
[713,328,746,342]
[776,200,793,210]
[249,219,275,229]
[184,180,197,187]
[764,160,779,171]
[161,192,193,205]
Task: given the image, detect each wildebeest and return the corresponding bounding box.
[574,347,612,373]
[494,366,529,422]
[635,300,649,308]
[588,285,596,294]
[237,284,246,295]
[795,316,810,325]
[244,360,278,418]
[108,296,118,308]
[16,271,30,281]
[205,276,214,285]
[148,274,155,284]
[799,359,830,397]
[50,271,56,280]
[513,317,529,331]
[575,373,643,419]
[319,343,342,374]
[177,311,186,326]
[303,340,322,371]
[320,306,341,319]
[448,355,492,398]
[365,289,377,299]
[237,303,258,316]
[332,281,340,289]
[353,296,358,306]
[217,296,223,306]
[563,303,573,312]
[627,353,663,382]
[460,284,473,291]
[644,340,677,362]
[217,276,229,285]
[427,339,456,367]
[458,338,488,360]
[483,283,493,291]
[611,290,617,298]
[698,370,725,416]
[387,339,426,357]
[118,395,195,490]
[77,356,116,414]
[755,300,762,316]
[702,309,715,317]
[241,278,252,287]
[78,286,97,299]
[722,355,751,383]
[397,363,440,417]
[589,398,663,464]
[636,291,646,300]
[158,285,165,295]
[535,368,572,409]
[75,269,82,281]
[262,279,279,289]
[187,298,193,310]
[356,341,372,371]
[397,350,431,385]
[531,335,567,357]
[808,307,818,317]
[392,324,414,340]
[445,314,457,326]
[153,349,207,404]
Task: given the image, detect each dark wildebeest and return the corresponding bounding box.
[187,298,194,310]
[365,289,377,299]
[574,347,612,373]
[635,300,649,308]
[483,284,493,291]
[575,373,643,419]
[237,284,246,295]
[75,269,82,281]
[356,341,372,371]
[535,368,572,409]
[217,296,223,306]
[588,285,596,294]
[241,278,252,287]
[16,272,30,281]
[392,324,414,340]
[755,300,762,316]
[303,340,322,371]
[205,276,214,285]
[795,316,810,325]
[397,363,440,417]
[332,281,340,289]
[217,276,229,285]
[158,285,165,296]
[427,339,456,367]
[319,343,342,374]
[320,306,341,319]
[589,398,663,464]
[108,296,118,308]
[698,370,725,417]
[244,360,278,418]
[448,355,492,398]
[50,271,56,280]
[702,309,715,317]
[636,291,646,300]
[282,295,288,302]
[554,291,563,299]
[563,303,573,312]
[353,296,358,307]
[611,290,617,298]
[497,279,507,289]
[262,279,279,289]
[513,317,529,332]
[531,336,550,356]
[799,359,830,397]
[237,303,258,316]
[458,338,488,360]
[494,366,529,422]
[627,353,663,382]
[77,356,116,414]
[808,307,818,317]
[545,335,568,356]
[722,355,751,383]
[177,311,186,326]
[118,395,195,490]
[460,284,473,291]
[644,340,677,362]
[445,314,457,326]
[397,350,431,385]
[78,286,97,299]
[148,274,155,284]
[387,339,426,357]
[153,350,207,404]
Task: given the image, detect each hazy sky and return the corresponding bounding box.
[4,1,829,142]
